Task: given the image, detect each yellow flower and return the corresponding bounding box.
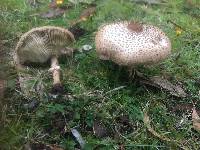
[56,0,64,5]
[175,27,183,36]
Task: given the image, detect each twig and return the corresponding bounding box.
[104,86,127,95]
[143,110,189,150]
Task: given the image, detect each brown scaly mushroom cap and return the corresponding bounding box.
[15,26,75,93]
[95,21,171,66]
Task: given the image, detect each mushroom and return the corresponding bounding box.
[15,26,75,93]
[95,21,171,75]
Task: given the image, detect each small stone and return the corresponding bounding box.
[82,45,92,51]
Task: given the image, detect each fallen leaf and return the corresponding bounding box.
[17,68,45,98]
[79,6,96,21]
[41,0,73,19]
[130,0,166,5]
[93,120,110,138]
[68,0,95,4]
[24,141,64,150]
[116,115,130,125]
[139,74,187,98]
[70,6,96,26]
[143,111,189,150]
[192,107,200,131]
[171,103,200,115]
[143,111,171,142]
[115,115,134,136]
[40,8,65,19]
[150,76,187,97]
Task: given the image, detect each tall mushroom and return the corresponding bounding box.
[95,21,171,75]
[15,26,75,93]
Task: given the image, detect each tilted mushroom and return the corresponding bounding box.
[95,21,171,75]
[15,26,75,93]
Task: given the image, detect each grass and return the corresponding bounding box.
[0,0,200,149]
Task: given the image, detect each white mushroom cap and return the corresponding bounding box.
[15,26,75,65]
[95,21,171,66]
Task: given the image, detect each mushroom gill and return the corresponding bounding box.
[15,26,75,94]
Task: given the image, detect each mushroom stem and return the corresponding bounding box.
[50,56,63,93]
[128,66,136,79]
[14,54,24,71]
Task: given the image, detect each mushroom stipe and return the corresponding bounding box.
[15,26,75,94]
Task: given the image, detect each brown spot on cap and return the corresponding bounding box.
[127,21,143,33]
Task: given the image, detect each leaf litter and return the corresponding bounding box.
[93,120,110,138]
[192,107,200,132]
[137,71,187,98]
[70,5,96,26]
[143,110,189,150]
[24,141,64,150]
[40,0,73,19]
[130,0,167,5]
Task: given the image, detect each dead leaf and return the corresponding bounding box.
[150,76,187,97]
[171,104,200,115]
[68,0,95,4]
[40,8,65,19]
[80,6,96,21]
[131,0,166,5]
[41,0,73,19]
[192,107,200,131]
[115,115,134,136]
[139,74,187,98]
[143,111,171,142]
[70,6,96,26]
[24,141,64,150]
[143,111,189,150]
[93,120,110,138]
